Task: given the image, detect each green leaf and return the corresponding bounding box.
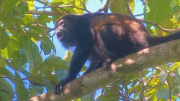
[73,0,84,14]
[0,30,10,49]
[110,0,135,14]
[81,94,92,101]
[41,36,56,55]
[7,36,19,58]
[22,15,34,25]
[44,79,54,91]
[170,62,180,71]
[55,69,67,82]
[30,84,44,94]
[2,17,24,39]
[1,47,8,59]
[29,87,38,97]
[159,71,167,83]
[26,22,48,33]
[0,68,14,78]
[26,1,34,10]
[172,86,180,95]
[0,0,21,20]
[37,14,52,25]
[0,49,7,68]
[19,66,31,77]
[26,30,41,41]
[44,55,68,69]
[98,90,119,101]
[145,0,172,23]
[19,37,39,66]
[0,79,14,101]
[63,50,72,62]
[14,72,29,100]
[28,76,44,86]
[156,88,169,99]
[38,65,52,76]
[17,1,29,19]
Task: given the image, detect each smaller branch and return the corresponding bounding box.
[0,56,7,62]
[39,28,55,38]
[1,89,14,97]
[32,15,51,30]
[144,75,154,86]
[140,0,147,6]
[79,1,92,13]
[104,92,111,100]
[48,31,56,39]
[28,10,61,16]
[109,0,117,7]
[94,89,104,100]
[125,0,134,17]
[134,13,144,17]
[167,72,172,101]
[138,19,180,33]
[32,15,55,38]
[56,5,92,13]
[0,76,25,81]
[96,0,110,13]
[164,8,180,19]
[90,93,94,101]
[36,0,50,7]
[35,0,66,15]
[133,73,145,100]
[112,86,135,101]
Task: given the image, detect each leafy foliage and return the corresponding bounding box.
[0,0,180,101]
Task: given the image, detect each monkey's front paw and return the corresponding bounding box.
[103,62,111,71]
[54,79,66,95]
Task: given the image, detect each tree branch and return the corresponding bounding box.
[125,0,134,17]
[25,39,180,101]
[96,0,110,13]
[28,10,62,16]
[139,19,180,33]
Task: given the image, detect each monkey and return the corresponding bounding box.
[54,13,180,95]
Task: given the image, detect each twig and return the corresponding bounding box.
[32,15,51,29]
[167,72,172,101]
[134,13,144,17]
[133,73,145,101]
[140,0,147,6]
[138,19,180,33]
[125,0,134,17]
[80,0,92,13]
[96,0,110,13]
[36,0,50,7]
[1,89,14,97]
[94,89,104,100]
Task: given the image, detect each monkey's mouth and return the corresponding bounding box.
[55,27,67,40]
[56,32,64,40]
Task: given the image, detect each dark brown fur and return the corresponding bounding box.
[54,13,180,95]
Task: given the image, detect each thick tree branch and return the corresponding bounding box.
[25,39,180,101]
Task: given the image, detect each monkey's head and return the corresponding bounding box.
[55,15,78,47]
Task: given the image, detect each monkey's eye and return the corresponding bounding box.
[59,21,64,26]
